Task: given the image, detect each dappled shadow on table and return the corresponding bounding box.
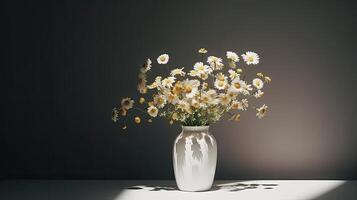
[126,181,279,192]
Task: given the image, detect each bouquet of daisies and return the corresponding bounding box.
[112,48,271,129]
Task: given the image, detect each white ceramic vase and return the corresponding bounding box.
[173,126,217,191]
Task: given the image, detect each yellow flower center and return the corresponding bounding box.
[232,103,239,109]
[167,94,175,102]
[234,82,241,89]
[160,56,166,61]
[157,98,163,104]
[218,81,224,87]
[185,85,192,93]
[260,108,266,114]
[134,117,141,124]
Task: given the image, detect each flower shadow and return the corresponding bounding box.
[126,181,278,192]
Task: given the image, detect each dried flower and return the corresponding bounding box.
[171,68,186,77]
[147,106,159,117]
[134,116,141,124]
[207,56,223,70]
[252,78,264,89]
[121,97,134,110]
[264,76,272,83]
[112,49,271,127]
[257,72,264,78]
[198,48,207,54]
[139,97,145,104]
[234,114,241,122]
[256,104,268,119]
[242,51,259,65]
[112,108,119,122]
[226,51,239,62]
[145,59,152,71]
[119,108,127,116]
[254,90,264,98]
[157,54,169,64]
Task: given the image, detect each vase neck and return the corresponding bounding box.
[181,126,209,132]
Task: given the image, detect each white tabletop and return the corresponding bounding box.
[0,180,356,200]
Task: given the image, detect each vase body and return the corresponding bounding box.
[173,126,217,191]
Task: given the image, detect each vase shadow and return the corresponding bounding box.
[126,181,278,192]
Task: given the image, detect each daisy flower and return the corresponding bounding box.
[147,106,159,117]
[200,92,212,104]
[242,51,259,65]
[157,54,169,64]
[206,89,219,104]
[172,81,184,96]
[226,51,239,62]
[162,76,176,88]
[207,56,224,70]
[252,78,264,89]
[121,97,134,110]
[227,88,238,99]
[198,48,208,54]
[230,78,246,93]
[170,68,186,77]
[243,84,253,95]
[188,70,200,77]
[164,91,179,105]
[191,99,201,108]
[256,104,268,119]
[239,99,249,110]
[137,82,147,94]
[153,94,166,108]
[228,69,239,80]
[177,100,192,113]
[257,72,264,78]
[207,89,218,98]
[182,79,200,98]
[214,79,227,90]
[193,62,212,75]
[218,93,231,105]
[254,90,264,98]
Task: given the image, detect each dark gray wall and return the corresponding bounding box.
[2,0,357,179]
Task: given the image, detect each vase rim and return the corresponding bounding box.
[181,126,209,131]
